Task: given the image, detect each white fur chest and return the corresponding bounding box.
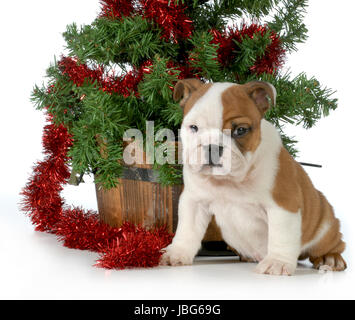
[210,194,268,261]
[187,174,270,261]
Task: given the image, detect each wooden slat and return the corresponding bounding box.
[95,138,222,240]
[96,178,221,239]
[96,178,181,233]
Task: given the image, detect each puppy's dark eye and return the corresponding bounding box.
[190,125,198,133]
[232,126,250,138]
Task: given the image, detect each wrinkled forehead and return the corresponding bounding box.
[183,83,235,129]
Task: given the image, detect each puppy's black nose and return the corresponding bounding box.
[204,144,224,166]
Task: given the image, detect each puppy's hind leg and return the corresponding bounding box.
[310,253,347,272]
[309,231,347,272]
[308,212,347,272]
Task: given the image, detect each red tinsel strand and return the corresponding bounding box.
[54,207,120,251]
[99,0,193,43]
[99,0,134,19]
[21,116,73,232]
[96,223,173,269]
[102,60,154,97]
[210,24,285,75]
[59,56,149,97]
[58,56,195,97]
[59,57,104,86]
[54,208,172,264]
[167,60,196,80]
[140,0,193,43]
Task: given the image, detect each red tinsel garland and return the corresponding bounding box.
[21,116,72,232]
[59,56,194,97]
[59,56,148,97]
[211,24,285,75]
[100,0,193,43]
[141,0,193,42]
[21,98,173,270]
[59,57,104,87]
[100,0,134,18]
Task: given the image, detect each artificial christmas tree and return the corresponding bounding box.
[23,0,338,269]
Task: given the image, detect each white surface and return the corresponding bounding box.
[1,0,355,300]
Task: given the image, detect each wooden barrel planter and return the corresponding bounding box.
[95,139,234,256]
[96,165,183,233]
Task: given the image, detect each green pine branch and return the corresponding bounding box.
[63,16,178,66]
[153,162,183,186]
[187,31,223,81]
[262,72,337,129]
[267,0,308,52]
[211,0,280,18]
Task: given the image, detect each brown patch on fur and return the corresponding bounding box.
[272,148,302,213]
[221,85,262,153]
[244,81,276,115]
[273,147,346,261]
[173,79,213,117]
[173,78,203,105]
[221,82,275,154]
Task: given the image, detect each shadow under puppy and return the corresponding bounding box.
[160,79,346,276]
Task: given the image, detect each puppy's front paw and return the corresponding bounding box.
[160,244,194,266]
[255,256,296,276]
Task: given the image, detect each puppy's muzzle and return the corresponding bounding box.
[204,144,224,166]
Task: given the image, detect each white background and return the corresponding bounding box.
[0,0,354,300]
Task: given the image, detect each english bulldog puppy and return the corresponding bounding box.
[160,79,346,276]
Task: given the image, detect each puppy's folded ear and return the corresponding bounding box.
[173,78,204,108]
[244,81,276,116]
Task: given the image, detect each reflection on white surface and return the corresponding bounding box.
[0,194,353,300]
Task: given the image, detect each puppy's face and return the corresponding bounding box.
[174,79,276,180]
